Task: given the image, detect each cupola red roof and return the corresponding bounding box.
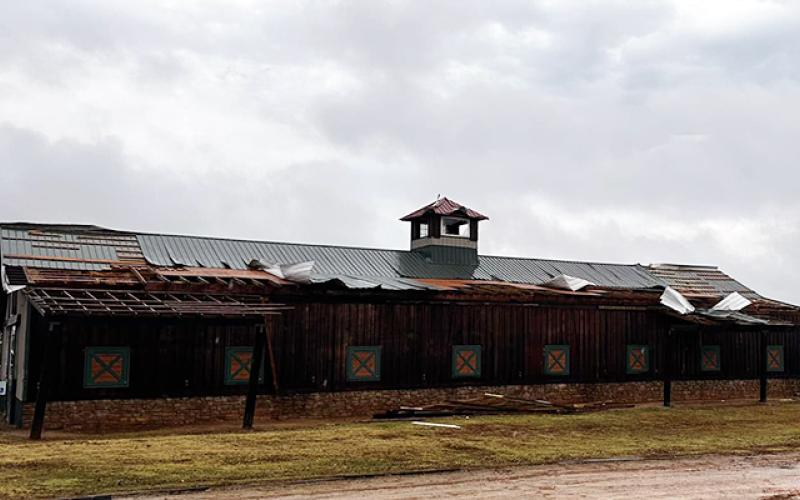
[400,197,489,221]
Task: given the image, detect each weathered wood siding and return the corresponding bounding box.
[24,301,800,402]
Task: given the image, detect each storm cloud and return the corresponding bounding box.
[1,0,799,302]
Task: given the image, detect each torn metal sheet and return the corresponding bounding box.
[279,261,314,283]
[711,291,752,312]
[697,309,774,326]
[243,259,315,284]
[542,274,594,291]
[310,275,378,289]
[1,265,25,294]
[260,260,315,284]
[310,274,445,291]
[660,286,695,314]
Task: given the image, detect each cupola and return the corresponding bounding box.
[400,197,488,265]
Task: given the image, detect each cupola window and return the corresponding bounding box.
[442,217,470,238]
[419,222,429,238]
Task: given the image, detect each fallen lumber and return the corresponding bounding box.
[373,394,633,419]
[412,421,462,429]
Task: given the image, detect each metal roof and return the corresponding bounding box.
[0,225,144,271]
[401,197,489,221]
[0,223,665,290]
[647,264,759,299]
[136,233,663,289]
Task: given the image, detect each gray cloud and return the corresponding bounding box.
[1,0,800,303]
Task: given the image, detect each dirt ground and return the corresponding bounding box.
[132,452,800,499]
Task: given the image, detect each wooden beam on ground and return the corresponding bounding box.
[30,322,58,440]
[243,324,266,429]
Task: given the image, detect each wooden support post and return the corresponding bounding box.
[30,322,57,440]
[759,330,768,403]
[265,317,279,395]
[242,323,266,429]
[663,329,672,408]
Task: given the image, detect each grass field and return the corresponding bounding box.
[2,402,800,498]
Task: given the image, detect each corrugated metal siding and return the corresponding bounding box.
[136,234,664,289]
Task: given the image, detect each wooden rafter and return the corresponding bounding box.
[24,287,292,318]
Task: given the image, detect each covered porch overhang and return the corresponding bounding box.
[23,285,292,439]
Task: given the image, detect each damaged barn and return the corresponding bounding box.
[2,198,800,435]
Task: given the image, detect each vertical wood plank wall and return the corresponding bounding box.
[24,301,800,402]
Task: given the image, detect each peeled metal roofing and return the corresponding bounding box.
[648,264,758,299]
[136,233,664,289]
[0,224,665,290]
[0,226,145,271]
[309,274,447,291]
[696,309,778,326]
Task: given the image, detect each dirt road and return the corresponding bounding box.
[135,453,800,499]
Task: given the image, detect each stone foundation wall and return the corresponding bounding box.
[21,379,800,432]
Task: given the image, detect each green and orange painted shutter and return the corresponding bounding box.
[626,345,649,374]
[766,345,784,372]
[544,345,570,376]
[452,345,481,378]
[84,347,130,388]
[225,347,265,385]
[347,346,381,382]
[701,345,721,372]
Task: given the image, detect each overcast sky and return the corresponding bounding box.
[1,1,799,302]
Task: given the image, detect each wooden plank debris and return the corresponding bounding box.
[412,421,462,429]
[374,393,633,419]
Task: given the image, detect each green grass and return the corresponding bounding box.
[2,402,800,498]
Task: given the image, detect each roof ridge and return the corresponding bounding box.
[649,263,720,270]
[479,252,646,268]
[137,232,652,268]
[3,223,662,270]
[0,222,118,232]
[135,230,409,253]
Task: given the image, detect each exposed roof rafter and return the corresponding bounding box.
[25,288,292,318]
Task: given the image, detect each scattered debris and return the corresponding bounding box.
[411,421,462,429]
[374,393,633,419]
